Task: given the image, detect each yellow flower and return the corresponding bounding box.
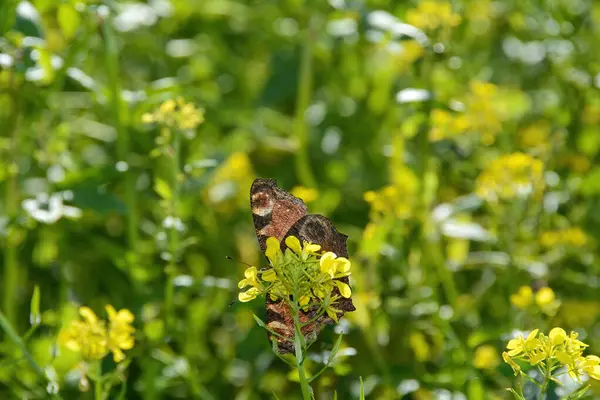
[364,168,419,220]
[285,236,321,260]
[503,327,600,381]
[238,266,265,302]
[143,98,204,131]
[58,307,108,361]
[519,120,551,152]
[475,153,544,202]
[549,327,567,346]
[581,355,600,380]
[105,306,135,363]
[239,287,262,302]
[510,286,533,309]
[506,329,539,357]
[237,236,354,334]
[540,227,588,248]
[58,306,136,363]
[429,109,470,142]
[473,345,500,369]
[290,186,319,203]
[464,81,504,145]
[406,1,461,34]
[319,252,351,279]
[265,237,282,265]
[535,287,555,307]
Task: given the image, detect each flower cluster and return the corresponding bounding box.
[429,108,470,142]
[503,328,600,382]
[464,81,504,145]
[237,236,352,321]
[58,306,135,363]
[406,1,461,37]
[510,286,560,316]
[364,168,419,220]
[142,97,205,130]
[540,227,588,248]
[290,186,319,204]
[475,152,545,202]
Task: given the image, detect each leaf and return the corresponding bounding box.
[505,388,525,400]
[154,178,172,200]
[328,334,344,361]
[71,186,127,215]
[359,376,365,400]
[0,0,18,36]
[29,285,40,326]
[57,4,80,40]
[258,50,299,106]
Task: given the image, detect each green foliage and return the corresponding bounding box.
[1,0,600,399]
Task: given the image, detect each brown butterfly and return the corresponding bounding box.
[250,178,355,354]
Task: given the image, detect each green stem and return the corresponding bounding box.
[102,5,138,252]
[0,310,63,399]
[292,308,312,400]
[94,361,103,400]
[3,68,21,325]
[293,16,317,188]
[165,128,181,328]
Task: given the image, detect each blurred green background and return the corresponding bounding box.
[2,0,600,398]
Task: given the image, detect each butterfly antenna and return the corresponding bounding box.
[225,255,253,268]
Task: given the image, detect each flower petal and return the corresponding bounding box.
[335,281,352,298]
[265,237,281,263]
[285,236,302,254]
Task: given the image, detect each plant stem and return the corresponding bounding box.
[165,128,181,328]
[3,68,21,325]
[293,16,317,188]
[94,361,103,400]
[292,310,311,400]
[0,310,63,399]
[103,5,138,253]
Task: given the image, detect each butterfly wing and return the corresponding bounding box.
[250,178,354,354]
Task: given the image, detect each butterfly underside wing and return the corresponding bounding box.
[250,178,356,354]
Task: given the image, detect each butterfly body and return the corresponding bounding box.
[250,178,355,353]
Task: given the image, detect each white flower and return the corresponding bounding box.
[21,192,82,224]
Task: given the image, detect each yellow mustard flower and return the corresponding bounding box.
[503,327,600,382]
[105,305,136,362]
[237,236,353,316]
[406,1,461,34]
[291,186,319,203]
[519,120,551,152]
[364,168,419,220]
[429,109,470,142]
[58,306,135,363]
[473,345,500,370]
[464,81,504,145]
[142,97,204,131]
[510,286,559,315]
[540,227,588,248]
[238,266,266,302]
[58,307,108,361]
[475,152,544,202]
[285,236,321,261]
[510,286,533,309]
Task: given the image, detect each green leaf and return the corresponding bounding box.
[57,4,80,40]
[506,388,525,400]
[0,0,18,36]
[29,285,40,326]
[359,376,365,400]
[327,333,344,364]
[154,178,172,200]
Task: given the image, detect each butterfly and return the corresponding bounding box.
[250,178,355,354]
